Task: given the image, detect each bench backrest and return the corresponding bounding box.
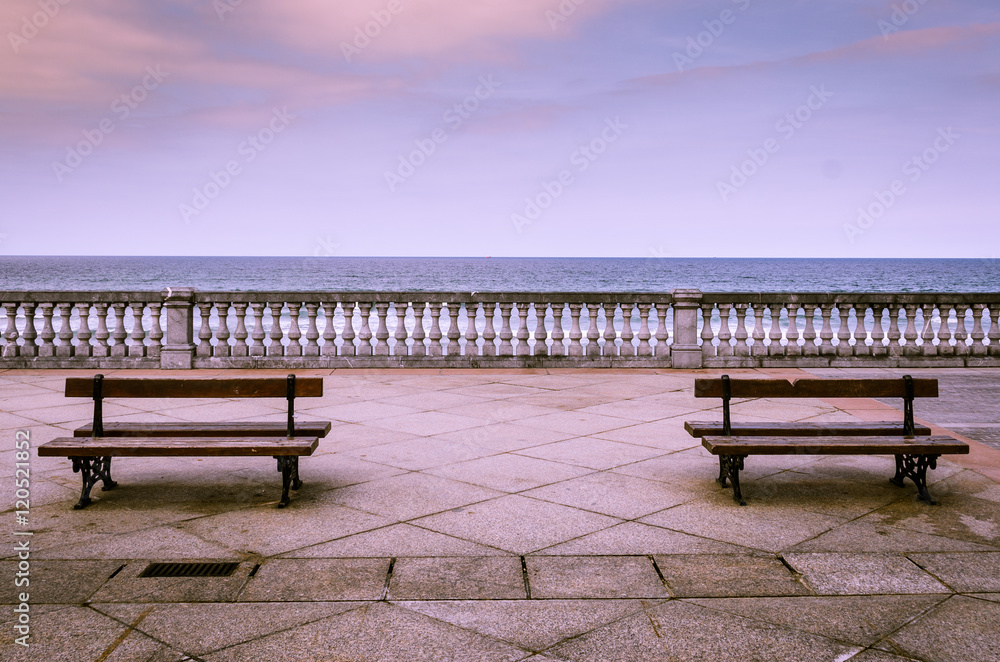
[694,378,938,399]
[66,377,323,398]
[68,374,322,438]
[696,374,935,437]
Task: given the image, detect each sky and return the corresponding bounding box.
[1,0,998,258]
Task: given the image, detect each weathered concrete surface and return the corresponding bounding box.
[2,367,1000,661]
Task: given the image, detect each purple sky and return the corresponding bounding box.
[2,0,998,258]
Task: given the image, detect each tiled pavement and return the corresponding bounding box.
[2,367,1000,661]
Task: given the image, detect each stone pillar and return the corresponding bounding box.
[670,289,703,369]
[160,288,195,369]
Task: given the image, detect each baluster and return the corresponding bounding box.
[267,302,285,356]
[886,306,902,356]
[801,304,818,356]
[733,304,749,356]
[750,305,766,357]
[215,303,231,357]
[75,303,92,357]
[287,302,303,356]
[535,303,551,356]
[480,302,496,356]
[970,304,987,356]
[446,302,462,356]
[196,303,214,357]
[870,305,886,357]
[784,304,801,357]
[374,302,391,356]
[464,302,479,356]
[22,304,39,357]
[902,304,919,356]
[586,304,601,357]
[341,302,357,356]
[567,303,584,357]
[233,303,249,357]
[654,303,670,356]
[110,303,128,357]
[851,304,869,357]
[147,302,162,357]
[55,303,74,357]
[321,302,338,356]
[410,302,425,357]
[700,304,715,360]
[637,303,652,356]
[603,303,618,357]
[954,304,970,356]
[717,304,733,357]
[920,304,940,356]
[769,304,785,356]
[128,302,146,357]
[38,303,56,357]
[988,306,1000,357]
[394,302,409,356]
[818,304,835,356]
[620,303,635,356]
[427,302,443,356]
[515,303,531,356]
[357,303,374,356]
[836,305,852,357]
[249,303,266,356]
[304,303,320,356]
[93,303,110,357]
[497,303,514,356]
[2,303,20,357]
[549,303,564,356]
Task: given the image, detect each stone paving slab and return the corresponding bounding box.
[3,367,1000,660]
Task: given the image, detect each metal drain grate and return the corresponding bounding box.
[139,562,240,578]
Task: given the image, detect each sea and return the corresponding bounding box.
[0,256,998,292]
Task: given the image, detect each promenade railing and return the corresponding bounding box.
[1,289,997,369]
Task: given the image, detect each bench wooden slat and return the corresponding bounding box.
[693,378,938,399]
[73,422,333,438]
[38,437,319,457]
[684,421,933,437]
[65,377,324,399]
[701,435,968,455]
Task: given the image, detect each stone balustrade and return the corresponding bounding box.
[1,289,997,369]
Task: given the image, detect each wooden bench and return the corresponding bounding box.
[684,375,968,505]
[38,374,331,509]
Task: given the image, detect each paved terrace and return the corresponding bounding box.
[3,368,1000,662]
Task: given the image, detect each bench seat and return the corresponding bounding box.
[73,422,333,438]
[685,421,932,438]
[39,436,319,457]
[701,435,966,455]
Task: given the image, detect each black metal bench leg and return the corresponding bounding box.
[71,456,116,509]
[719,455,747,506]
[291,456,302,490]
[890,453,940,505]
[276,456,295,508]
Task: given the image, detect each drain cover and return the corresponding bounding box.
[139,562,240,578]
